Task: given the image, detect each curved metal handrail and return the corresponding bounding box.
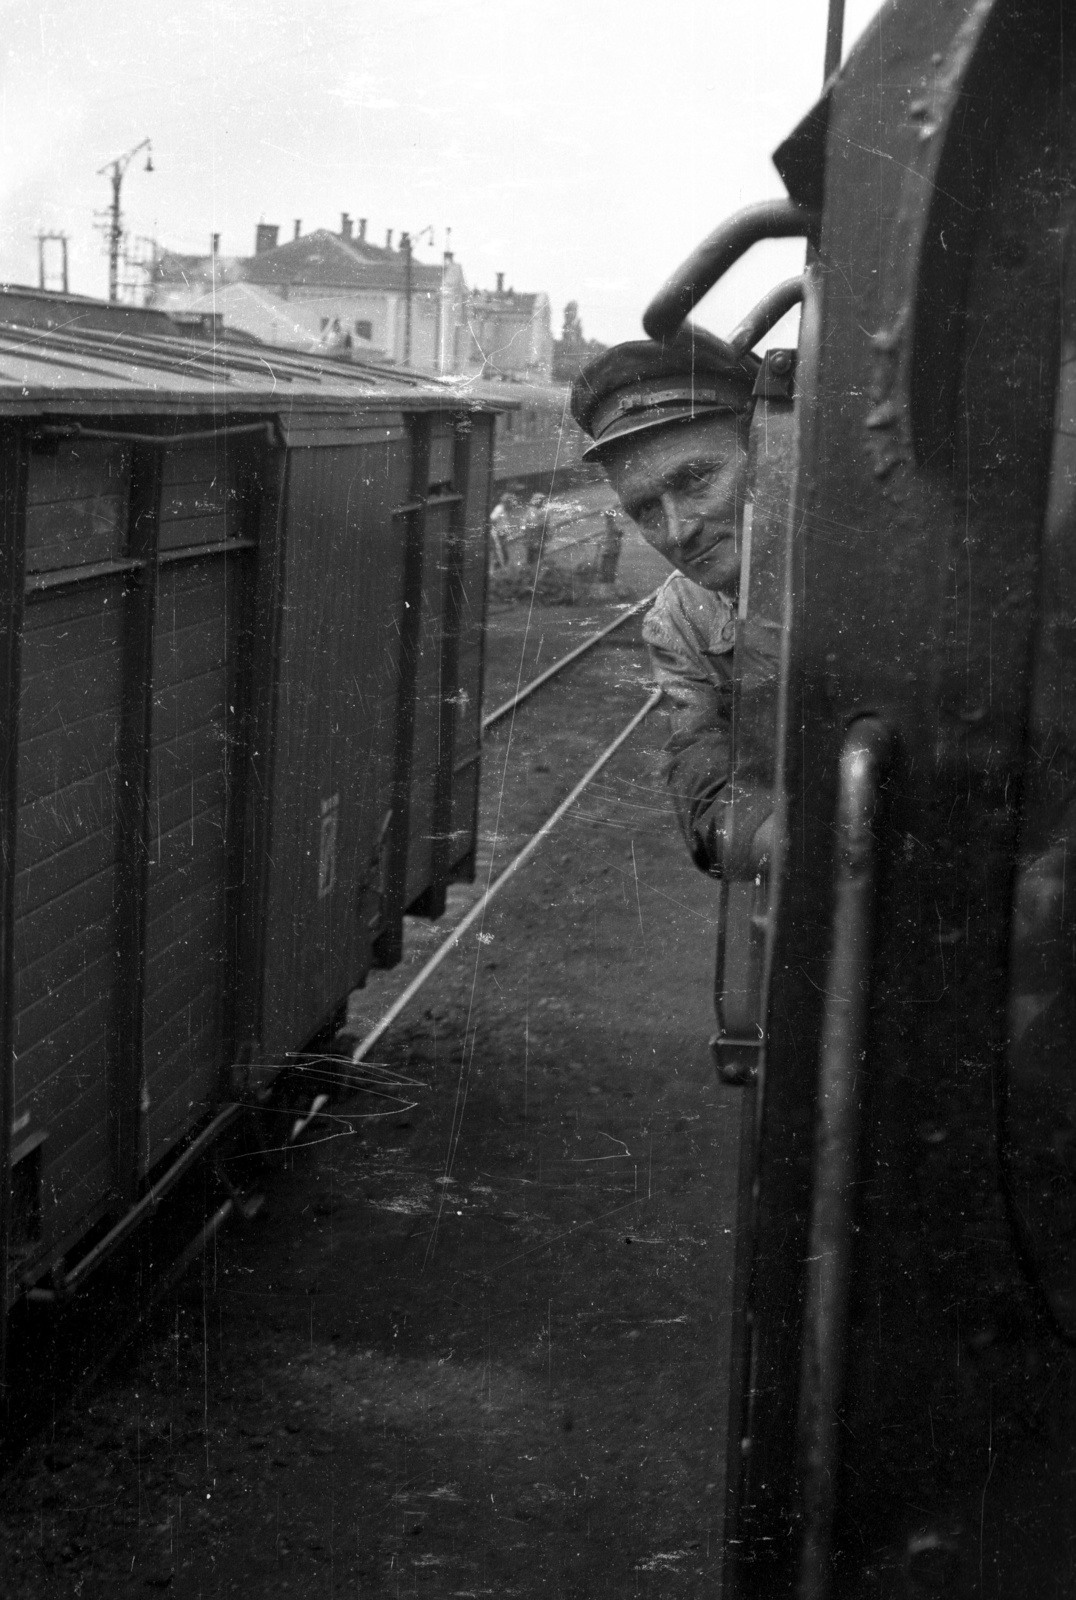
[643,200,819,343]
[727,275,806,359]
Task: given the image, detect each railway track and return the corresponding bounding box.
[2,584,666,1451]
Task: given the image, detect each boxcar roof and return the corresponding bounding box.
[446,375,566,412]
[0,318,507,419]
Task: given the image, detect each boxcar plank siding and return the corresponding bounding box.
[16,1042,109,1139]
[260,438,408,1058]
[15,838,114,924]
[21,598,127,671]
[150,771,226,847]
[24,440,130,573]
[18,709,121,806]
[141,551,238,1172]
[19,657,126,746]
[15,998,112,1122]
[151,670,229,750]
[152,608,229,679]
[151,726,228,805]
[158,444,238,552]
[15,769,118,873]
[14,936,113,1048]
[11,562,124,1253]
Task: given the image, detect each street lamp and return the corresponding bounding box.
[96,138,154,303]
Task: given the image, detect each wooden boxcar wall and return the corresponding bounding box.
[3,400,492,1292]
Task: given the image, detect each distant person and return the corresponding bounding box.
[570,337,771,887]
[598,509,624,587]
[489,490,521,567]
[522,493,547,569]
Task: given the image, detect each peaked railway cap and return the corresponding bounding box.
[570,337,759,461]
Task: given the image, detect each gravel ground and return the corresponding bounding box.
[0,539,747,1597]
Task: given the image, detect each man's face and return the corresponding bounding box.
[600,412,750,593]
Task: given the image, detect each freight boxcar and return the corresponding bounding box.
[450,378,585,499]
[0,301,497,1349]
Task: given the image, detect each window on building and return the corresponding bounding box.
[319,316,329,331]
[355,319,373,341]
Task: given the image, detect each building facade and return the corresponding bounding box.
[148,217,553,381]
[148,216,467,372]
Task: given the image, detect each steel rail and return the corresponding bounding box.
[352,688,663,1068]
[480,588,659,735]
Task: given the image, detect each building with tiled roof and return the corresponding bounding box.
[148,215,467,372]
[148,216,552,380]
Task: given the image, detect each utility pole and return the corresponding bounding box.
[95,138,154,302]
[36,232,69,294]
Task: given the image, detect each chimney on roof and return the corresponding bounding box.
[211,233,220,258]
[385,228,393,249]
[255,223,279,254]
[496,272,504,293]
[443,249,453,264]
[294,219,302,239]
[358,217,367,243]
[341,212,352,239]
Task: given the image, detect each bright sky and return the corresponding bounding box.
[0,0,882,348]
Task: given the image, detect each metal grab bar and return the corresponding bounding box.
[796,715,892,1600]
[643,200,819,344]
[727,275,806,359]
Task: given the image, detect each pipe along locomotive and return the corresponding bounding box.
[643,0,1076,1592]
[0,291,498,1387]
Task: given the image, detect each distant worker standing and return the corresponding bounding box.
[598,509,624,587]
[570,338,771,885]
[522,493,548,570]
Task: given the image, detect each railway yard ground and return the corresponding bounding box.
[0,522,748,1597]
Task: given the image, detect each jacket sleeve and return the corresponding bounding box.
[643,577,772,877]
[643,578,732,874]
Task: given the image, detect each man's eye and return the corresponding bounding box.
[671,463,718,492]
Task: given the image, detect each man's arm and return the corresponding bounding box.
[643,576,771,876]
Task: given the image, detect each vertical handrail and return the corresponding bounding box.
[796,716,892,1600]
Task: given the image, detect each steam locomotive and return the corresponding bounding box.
[644,1,1076,1592]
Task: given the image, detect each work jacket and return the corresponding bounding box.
[643,572,773,877]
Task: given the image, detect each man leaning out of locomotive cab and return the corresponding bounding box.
[569,338,773,881]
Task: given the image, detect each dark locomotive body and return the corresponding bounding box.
[687,0,1076,1592]
[0,301,495,1353]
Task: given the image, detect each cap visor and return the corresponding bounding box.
[582,403,730,461]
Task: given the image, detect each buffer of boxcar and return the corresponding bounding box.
[0,316,497,1311]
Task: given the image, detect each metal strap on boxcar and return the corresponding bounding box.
[38,420,278,445]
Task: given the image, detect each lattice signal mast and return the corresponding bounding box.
[95,139,154,302]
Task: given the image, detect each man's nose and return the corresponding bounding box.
[660,493,702,550]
